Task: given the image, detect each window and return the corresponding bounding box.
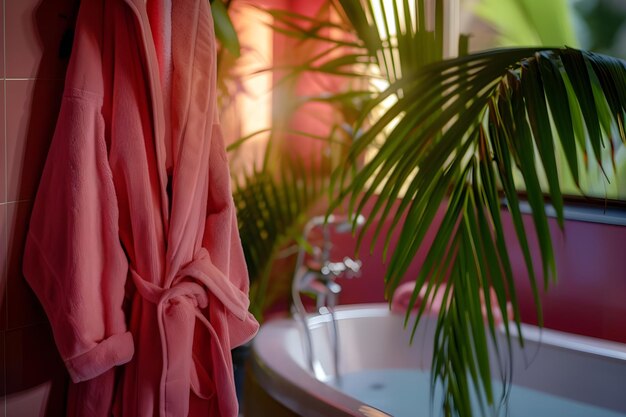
[468,0,626,203]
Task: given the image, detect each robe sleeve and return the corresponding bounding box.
[202,124,259,348]
[23,90,133,384]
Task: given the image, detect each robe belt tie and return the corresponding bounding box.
[130,248,250,417]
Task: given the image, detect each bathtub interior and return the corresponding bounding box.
[284,304,626,415]
[301,307,435,379]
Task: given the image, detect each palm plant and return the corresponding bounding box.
[233,159,331,319]
[256,1,626,416]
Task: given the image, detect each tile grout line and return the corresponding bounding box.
[5,78,63,81]
[0,200,29,206]
[3,0,7,413]
[5,321,46,333]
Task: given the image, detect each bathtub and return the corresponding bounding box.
[245,304,626,417]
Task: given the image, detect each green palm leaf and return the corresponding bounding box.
[234,159,330,320]
[211,0,241,57]
[336,47,626,416]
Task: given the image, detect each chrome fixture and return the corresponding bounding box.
[291,214,365,380]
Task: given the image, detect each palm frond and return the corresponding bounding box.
[234,158,330,320]
[212,0,241,57]
[335,47,626,415]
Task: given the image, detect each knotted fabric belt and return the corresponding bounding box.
[130,247,250,417]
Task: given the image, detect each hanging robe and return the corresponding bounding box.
[22,0,259,416]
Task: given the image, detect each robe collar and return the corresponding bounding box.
[120,0,172,231]
[119,0,219,283]
[119,0,216,215]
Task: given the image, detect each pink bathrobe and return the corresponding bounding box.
[23,0,259,416]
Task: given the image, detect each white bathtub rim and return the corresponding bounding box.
[307,303,626,362]
[251,318,379,417]
[251,303,626,416]
[507,321,626,361]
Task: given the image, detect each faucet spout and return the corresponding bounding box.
[291,213,366,380]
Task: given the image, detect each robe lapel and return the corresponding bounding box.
[123,0,215,284]
[122,0,171,238]
[166,0,216,285]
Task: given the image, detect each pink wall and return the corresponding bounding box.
[0,0,78,416]
[504,213,626,343]
[331,202,626,343]
[272,0,348,172]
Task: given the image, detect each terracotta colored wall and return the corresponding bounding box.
[0,0,78,416]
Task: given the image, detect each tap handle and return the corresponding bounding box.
[318,258,362,278]
[342,257,362,278]
[308,278,342,310]
[306,278,341,295]
[318,281,342,311]
[321,262,346,277]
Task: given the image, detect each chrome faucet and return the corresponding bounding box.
[291,214,364,380]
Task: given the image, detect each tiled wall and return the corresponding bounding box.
[0,0,79,416]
